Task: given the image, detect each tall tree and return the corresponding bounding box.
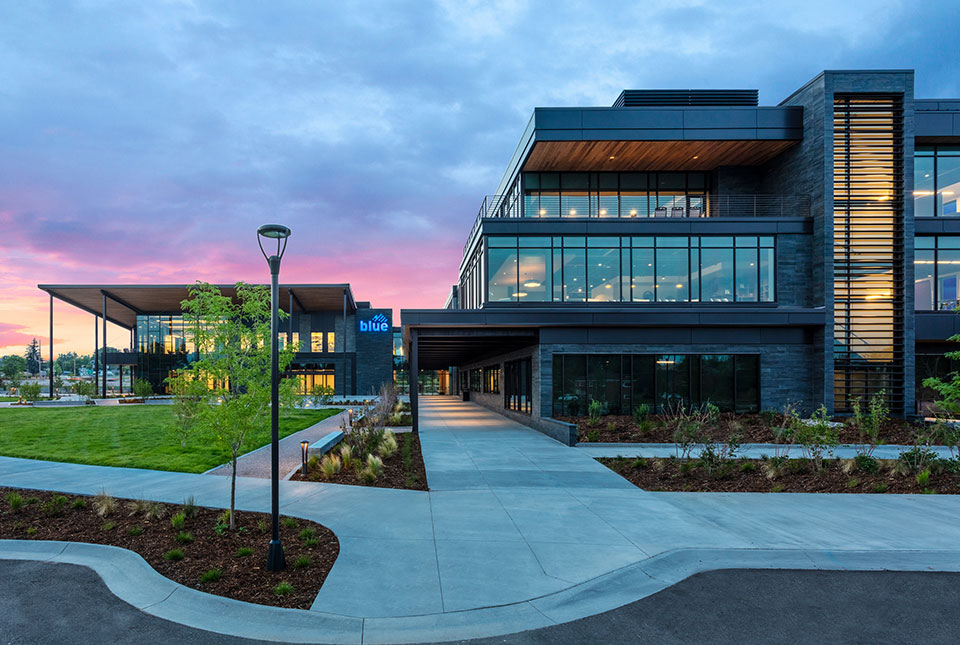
[56,351,79,375]
[24,338,41,376]
[167,282,298,530]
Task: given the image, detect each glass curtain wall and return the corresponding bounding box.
[505,358,532,413]
[136,315,198,393]
[487,236,775,304]
[915,146,960,217]
[552,353,760,416]
[915,237,960,310]
[523,172,708,218]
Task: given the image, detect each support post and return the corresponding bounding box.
[94,316,99,394]
[409,328,419,434]
[288,290,293,347]
[49,294,54,399]
[101,293,107,398]
[342,288,347,396]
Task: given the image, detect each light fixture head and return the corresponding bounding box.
[258,224,291,239]
[257,223,291,264]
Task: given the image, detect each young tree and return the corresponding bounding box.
[1,355,26,393]
[24,339,42,376]
[169,281,298,530]
[56,352,79,375]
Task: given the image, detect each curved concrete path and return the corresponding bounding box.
[3,397,960,643]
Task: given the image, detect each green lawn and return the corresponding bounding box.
[0,406,341,473]
[0,397,19,402]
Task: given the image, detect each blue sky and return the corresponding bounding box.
[0,0,958,352]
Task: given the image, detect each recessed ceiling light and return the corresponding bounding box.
[608,156,615,160]
[692,155,699,159]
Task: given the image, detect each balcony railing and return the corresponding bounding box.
[463,193,811,256]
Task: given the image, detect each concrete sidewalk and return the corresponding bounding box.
[577,441,957,460]
[2,397,960,643]
[204,410,346,479]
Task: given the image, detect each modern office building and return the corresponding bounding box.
[402,69,960,440]
[39,284,394,396]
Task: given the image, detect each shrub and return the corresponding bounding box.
[899,445,939,474]
[127,498,150,517]
[200,568,222,583]
[170,512,186,530]
[281,516,298,529]
[175,530,194,544]
[163,549,184,561]
[102,521,116,531]
[698,433,742,477]
[308,454,320,470]
[633,403,650,424]
[584,429,600,442]
[299,528,316,541]
[339,444,354,469]
[872,483,888,493]
[273,582,294,596]
[128,525,144,536]
[25,497,40,505]
[41,495,68,517]
[854,454,879,474]
[25,526,38,535]
[257,519,267,533]
[794,406,839,471]
[740,461,757,472]
[771,484,785,493]
[181,496,198,519]
[132,378,154,399]
[293,555,311,569]
[145,502,166,520]
[72,380,97,399]
[588,399,603,424]
[366,454,384,476]
[916,469,931,486]
[93,491,117,517]
[71,498,86,510]
[235,547,253,558]
[19,383,42,402]
[378,431,398,459]
[631,458,647,469]
[850,390,887,459]
[309,383,334,407]
[6,492,24,512]
[304,537,319,547]
[319,454,342,479]
[846,478,860,489]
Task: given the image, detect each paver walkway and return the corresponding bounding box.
[3,396,960,643]
[205,410,346,479]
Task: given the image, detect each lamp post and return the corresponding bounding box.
[258,223,291,572]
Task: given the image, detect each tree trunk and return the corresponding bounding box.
[230,451,237,531]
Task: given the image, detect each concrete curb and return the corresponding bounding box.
[4,539,959,644]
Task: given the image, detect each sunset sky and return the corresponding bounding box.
[2,0,958,356]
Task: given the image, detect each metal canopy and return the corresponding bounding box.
[39,284,358,329]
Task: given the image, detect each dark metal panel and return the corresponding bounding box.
[683,128,759,140]
[532,109,583,129]
[580,109,685,129]
[915,312,960,341]
[915,112,957,137]
[682,110,758,129]
[757,108,805,128]
[576,129,687,140]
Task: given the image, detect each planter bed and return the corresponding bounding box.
[600,456,960,494]
[567,414,925,445]
[291,431,428,491]
[0,487,339,609]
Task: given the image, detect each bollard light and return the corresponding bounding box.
[300,440,310,476]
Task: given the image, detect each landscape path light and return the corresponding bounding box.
[301,440,310,476]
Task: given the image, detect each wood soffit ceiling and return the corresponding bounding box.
[522,139,798,172]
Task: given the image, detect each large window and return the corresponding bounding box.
[483,365,500,393]
[486,235,775,304]
[915,146,960,217]
[523,172,708,219]
[915,237,960,310]
[504,358,532,414]
[552,353,760,416]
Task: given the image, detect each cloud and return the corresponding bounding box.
[0,0,957,352]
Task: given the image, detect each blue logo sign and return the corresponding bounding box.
[359,313,389,333]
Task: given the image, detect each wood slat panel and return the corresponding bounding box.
[523,140,797,172]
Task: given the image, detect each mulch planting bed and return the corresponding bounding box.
[291,431,428,490]
[600,457,960,494]
[565,414,923,445]
[0,487,339,609]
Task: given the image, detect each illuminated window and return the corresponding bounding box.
[311,332,323,352]
[327,332,335,353]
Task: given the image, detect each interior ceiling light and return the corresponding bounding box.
[608,155,615,160]
[523,281,541,288]
[692,155,699,159]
